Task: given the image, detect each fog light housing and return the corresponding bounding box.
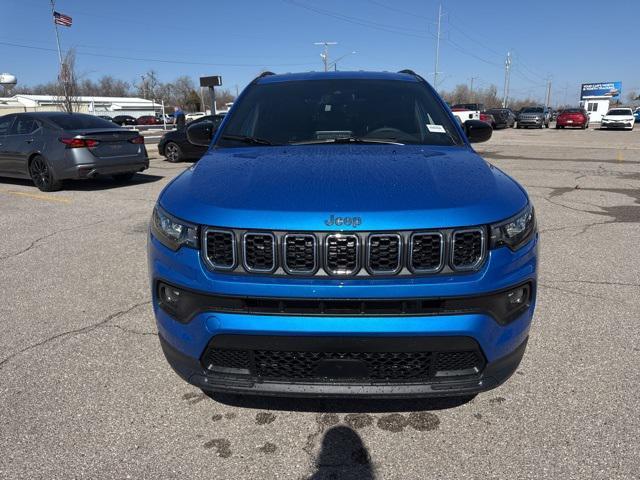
[507,287,526,306]
[160,285,181,305]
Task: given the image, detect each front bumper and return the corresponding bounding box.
[160,332,528,398]
[149,232,537,397]
[518,117,544,126]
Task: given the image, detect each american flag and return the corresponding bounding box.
[53,11,72,27]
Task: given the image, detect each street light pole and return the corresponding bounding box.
[314,41,337,72]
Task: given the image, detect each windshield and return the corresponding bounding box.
[607,109,632,116]
[217,79,463,147]
[49,114,119,130]
[522,107,543,113]
[562,109,583,114]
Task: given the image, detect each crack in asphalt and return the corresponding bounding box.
[0,220,107,261]
[538,283,639,307]
[544,279,640,288]
[0,300,151,370]
[103,324,158,337]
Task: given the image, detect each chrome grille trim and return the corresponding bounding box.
[325,234,360,276]
[202,227,237,271]
[367,234,403,275]
[282,233,318,275]
[450,227,486,271]
[242,232,276,273]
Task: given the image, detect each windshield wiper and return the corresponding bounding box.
[290,137,404,146]
[221,134,277,145]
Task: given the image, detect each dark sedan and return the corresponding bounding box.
[0,112,148,191]
[485,108,516,129]
[158,114,225,162]
[111,115,137,126]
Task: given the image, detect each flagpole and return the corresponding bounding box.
[49,0,70,109]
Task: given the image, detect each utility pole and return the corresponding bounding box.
[502,51,512,108]
[433,4,444,90]
[314,41,337,72]
[545,78,552,107]
[470,76,479,100]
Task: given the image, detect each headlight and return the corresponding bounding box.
[490,204,536,251]
[150,205,199,251]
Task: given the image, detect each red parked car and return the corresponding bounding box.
[555,108,589,129]
[479,112,496,129]
[136,115,160,125]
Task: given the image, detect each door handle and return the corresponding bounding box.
[26,139,34,144]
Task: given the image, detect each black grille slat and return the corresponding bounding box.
[244,233,275,272]
[284,234,316,273]
[326,235,359,275]
[368,234,401,274]
[410,233,442,272]
[452,229,484,270]
[205,230,235,269]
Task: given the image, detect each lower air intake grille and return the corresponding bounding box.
[204,229,235,270]
[451,229,484,270]
[201,346,485,382]
[243,233,275,272]
[325,234,359,275]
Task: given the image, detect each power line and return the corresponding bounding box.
[0,40,318,68]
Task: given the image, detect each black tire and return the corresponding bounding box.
[112,172,135,182]
[516,123,521,129]
[555,125,560,129]
[164,142,182,163]
[29,155,62,192]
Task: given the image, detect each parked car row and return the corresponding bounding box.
[103,114,176,126]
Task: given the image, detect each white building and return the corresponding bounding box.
[0,94,162,118]
[579,82,622,123]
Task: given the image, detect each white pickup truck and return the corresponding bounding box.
[450,103,483,125]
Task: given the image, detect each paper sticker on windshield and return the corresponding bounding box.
[426,124,446,133]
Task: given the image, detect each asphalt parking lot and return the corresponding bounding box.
[1,126,639,479]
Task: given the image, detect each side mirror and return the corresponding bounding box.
[464,119,492,143]
[186,120,215,147]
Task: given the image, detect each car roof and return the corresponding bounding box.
[256,70,421,84]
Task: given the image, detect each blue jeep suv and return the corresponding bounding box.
[148,70,538,398]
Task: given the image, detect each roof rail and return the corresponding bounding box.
[398,69,427,83]
[251,71,276,84]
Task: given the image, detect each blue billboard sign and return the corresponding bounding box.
[581,82,622,100]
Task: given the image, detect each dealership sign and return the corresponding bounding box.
[581,82,622,100]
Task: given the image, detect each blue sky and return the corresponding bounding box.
[2,0,639,104]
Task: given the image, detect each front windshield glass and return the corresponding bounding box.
[522,107,543,113]
[607,109,632,116]
[217,79,463,147]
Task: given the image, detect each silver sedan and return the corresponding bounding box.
[0,112,149,191]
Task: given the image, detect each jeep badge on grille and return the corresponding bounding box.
[325,215,362,227]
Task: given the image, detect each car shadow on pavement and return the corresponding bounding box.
[0,173,164,191]
[309,426,374,480]
[208,392,475,413]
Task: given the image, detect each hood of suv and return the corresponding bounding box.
[160,145,528,231]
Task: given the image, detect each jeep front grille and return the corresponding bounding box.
[367,234,402,274]
[451,228,485,271]
[243,233,276,272]
[202,227,487,277]
[203,228,235,270]
[326,234,360,275]
[283,234,317,274]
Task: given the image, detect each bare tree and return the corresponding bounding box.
[56,49,81,113]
